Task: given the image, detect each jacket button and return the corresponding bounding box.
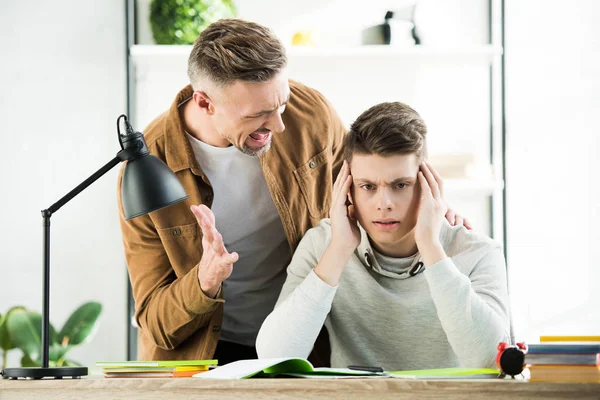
[172,228,181,236]
[212,325,220,332]
[309,160,316,168]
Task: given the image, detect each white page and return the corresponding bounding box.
[193,358,296,379]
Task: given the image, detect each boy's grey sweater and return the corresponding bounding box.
[256,219,511,371]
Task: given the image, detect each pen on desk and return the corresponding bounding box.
[347,365,384,373]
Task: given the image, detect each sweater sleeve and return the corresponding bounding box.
[424,248,511,368]
[256,225,337,359]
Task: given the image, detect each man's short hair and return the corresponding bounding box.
[187,18,287,89]
[343,102,428,163]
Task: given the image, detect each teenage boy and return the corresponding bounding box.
[256,102,510,370]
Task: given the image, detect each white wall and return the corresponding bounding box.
[505,0,600,341]
[0,0,127,368]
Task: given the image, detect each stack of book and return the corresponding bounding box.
[95,360,218,378]
[526,336,600,383]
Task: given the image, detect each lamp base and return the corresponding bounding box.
[1,366,88,380]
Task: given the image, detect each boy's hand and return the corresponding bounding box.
[315,160,359,286]
[329,160,361,253]
[415,161,448,266]
[191,205,239,298]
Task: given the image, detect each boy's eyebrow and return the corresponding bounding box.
[243,93,291,118]
[353,177,416,184]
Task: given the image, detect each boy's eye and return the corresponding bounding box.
[361,184,374,191]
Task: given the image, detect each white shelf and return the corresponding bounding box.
[444,179,504,196]
[287,45,502,59]
[130,44,502,65]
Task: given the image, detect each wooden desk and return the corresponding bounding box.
[1,376,599,399]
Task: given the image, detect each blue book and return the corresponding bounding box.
[527,343,600,355]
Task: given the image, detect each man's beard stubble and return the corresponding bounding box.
[240,141,271,157]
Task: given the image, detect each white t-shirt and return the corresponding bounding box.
[186,133,290,347]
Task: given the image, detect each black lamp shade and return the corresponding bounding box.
[121,154,188,220]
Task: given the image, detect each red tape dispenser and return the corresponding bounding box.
[496,342,527,378]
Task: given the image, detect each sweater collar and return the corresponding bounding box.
[355,223,425,280]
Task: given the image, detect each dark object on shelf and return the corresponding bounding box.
[1,115,187,380]
[362,8,420,46]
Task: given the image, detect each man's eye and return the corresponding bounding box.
[396,183,407,189]
[361,184,374,191]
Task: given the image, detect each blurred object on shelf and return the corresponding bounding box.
[428,152,493,180]
[292,30,317,46]
[362,6,419,46]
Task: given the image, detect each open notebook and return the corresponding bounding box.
[193,358,386,379]
[193,358,500,380]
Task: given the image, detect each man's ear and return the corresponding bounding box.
[192,90,215,115]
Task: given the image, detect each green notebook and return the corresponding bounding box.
[96,360,218,368]
[389,368,501,379]
[193,358,386,379]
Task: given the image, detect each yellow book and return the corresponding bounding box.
[540,336,600,342]
[96,360,217,368]
[101,365,209,373]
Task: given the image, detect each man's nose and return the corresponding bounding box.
[266,111,285,134]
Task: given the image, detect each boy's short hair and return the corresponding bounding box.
[343,102,428,163]
[187,19,287,89]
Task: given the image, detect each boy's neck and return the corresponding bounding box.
[370,230,419,259]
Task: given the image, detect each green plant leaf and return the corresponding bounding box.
[20,353,64,368]
[150,0,237,44]
[21,353,40,367]
[62,359,82,367]
[7,309,58,360]
[58,302,102,346]
[0,306,27,351]
[49,343,71,363]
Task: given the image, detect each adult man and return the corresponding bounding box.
[118,19,466,365]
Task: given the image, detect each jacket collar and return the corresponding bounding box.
[163,85,205,176]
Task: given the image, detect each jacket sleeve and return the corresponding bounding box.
[256,225,337,359]
[424,247,511,368]
[117,167,223,351]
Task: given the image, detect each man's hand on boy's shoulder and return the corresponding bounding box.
[445,209,473,230]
